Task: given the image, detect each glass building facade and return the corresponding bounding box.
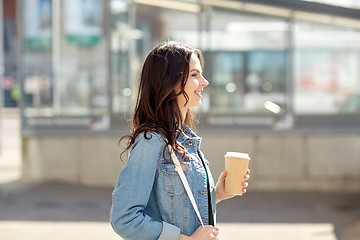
[18,0,360,135]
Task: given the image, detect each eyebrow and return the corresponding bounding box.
[190,69,201,73]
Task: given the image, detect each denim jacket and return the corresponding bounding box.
[110,125,216,240]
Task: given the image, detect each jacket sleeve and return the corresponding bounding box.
[110,133,180,240]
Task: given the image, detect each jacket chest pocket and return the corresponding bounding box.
[160,161,191,196]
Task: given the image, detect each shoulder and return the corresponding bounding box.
[124,131,167,168]
[132,131,166,151]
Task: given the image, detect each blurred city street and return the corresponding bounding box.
[2,0,360,239]
[1,109,360,240]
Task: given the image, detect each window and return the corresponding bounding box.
[22,0,53,115]
[245,51,286,113]
[294,21,360,114]
[209,52,244,113]
[21,0,110,132]
[58,0,108,116]
[110,0,131,114]
[204,9,288,118]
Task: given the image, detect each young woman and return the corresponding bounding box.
[111,42,250,240]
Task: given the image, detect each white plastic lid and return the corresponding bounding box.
[224,152,250,160]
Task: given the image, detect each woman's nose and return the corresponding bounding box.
[202,76,209,87]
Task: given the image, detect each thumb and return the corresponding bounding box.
[218,171,227,183]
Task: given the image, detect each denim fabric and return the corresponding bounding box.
[110,125,216,240]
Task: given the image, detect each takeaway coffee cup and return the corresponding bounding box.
[225,152,250,195]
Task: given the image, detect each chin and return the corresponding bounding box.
[187,99,202,108]
[193,101,202,107]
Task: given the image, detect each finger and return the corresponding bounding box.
[242,188,247,194]
[205,226,219,230]
[244,174,250,180]
[218,171,227,184]
[242,181,248,188]
[246,169,250,174]
[204,225,218,229]
[212,229,219,236]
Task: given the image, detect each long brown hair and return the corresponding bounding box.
[119,41,204,162]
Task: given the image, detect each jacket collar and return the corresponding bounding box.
[177,124,202,145]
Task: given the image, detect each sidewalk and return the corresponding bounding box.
[1,181,360,240]
[1,109,360,240]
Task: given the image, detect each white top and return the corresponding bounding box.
[224,152,250,160]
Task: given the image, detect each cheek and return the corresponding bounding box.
[184,80,198,93]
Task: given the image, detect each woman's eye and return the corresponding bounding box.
[191,73,197,77]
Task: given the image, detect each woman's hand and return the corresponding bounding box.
[180,225,219,240]
[215,169,250,204]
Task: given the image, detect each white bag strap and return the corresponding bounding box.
[168,145,204,227]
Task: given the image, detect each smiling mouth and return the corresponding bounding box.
[195,91,202,98]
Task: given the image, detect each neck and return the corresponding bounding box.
[180,108,188,124]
